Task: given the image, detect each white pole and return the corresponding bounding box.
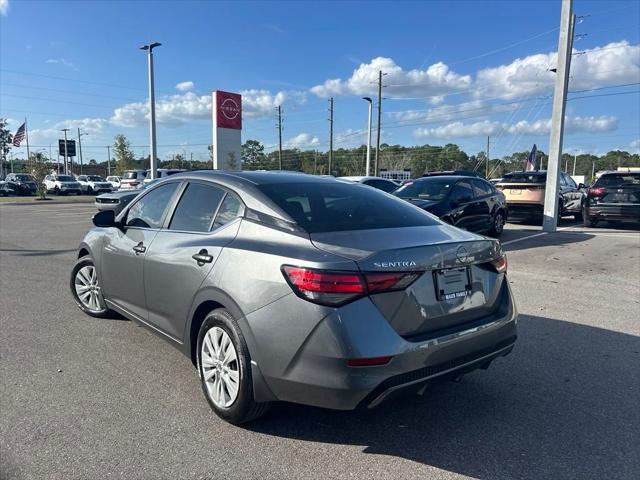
[543,1,574,233]
[363,97,372,176]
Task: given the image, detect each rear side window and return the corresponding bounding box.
[450,181,474,203]
[257,182,439,233]
[595,173,640,187]
[212,193,244,230]
[365,179,398,193]
[126,182,180,229]
[471,179,492,196]
[169,183,225,232]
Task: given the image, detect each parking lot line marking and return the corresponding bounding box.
[501,225,577,247]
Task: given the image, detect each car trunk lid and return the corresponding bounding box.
[311,225,506,338]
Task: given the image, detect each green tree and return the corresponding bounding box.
[241,140,266,169]
[112,134,135,174]
[0,118,13,176]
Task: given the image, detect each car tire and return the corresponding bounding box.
[197,309,270,424]
[489,210,505,236]
[70,256,112,318]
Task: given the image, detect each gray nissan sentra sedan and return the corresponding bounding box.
[71,170,517,424]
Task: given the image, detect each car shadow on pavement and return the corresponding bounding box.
[0,247,78,257]
[502,231,593,252]
[248,315,640,480]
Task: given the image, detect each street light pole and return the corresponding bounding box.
[106,146,111,176]
[362,97,372,176]
[140,42,161,180]
[77,128,88,175]
[61,128,70,174]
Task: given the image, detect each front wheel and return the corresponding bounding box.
[197,309,270,424]
[70,256,112,318]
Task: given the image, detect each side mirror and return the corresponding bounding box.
[578,183,586,189]
[93,210,116,228]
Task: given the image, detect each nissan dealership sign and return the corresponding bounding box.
[216,91,242,130]
[212,90,242,170]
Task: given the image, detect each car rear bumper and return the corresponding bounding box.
[586,204,640,221]
[246,281,518,410]
[505,202,543,217]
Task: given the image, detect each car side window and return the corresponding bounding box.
[126,182,180,229]
[471,179,491,197]
[372,179,398,192]
[559,174,568,187]
[168,183,226,232]
[212,192,245,230]
[565,174,577,188]
[450,181,474,204]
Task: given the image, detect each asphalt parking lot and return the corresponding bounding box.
[1,203,639,480]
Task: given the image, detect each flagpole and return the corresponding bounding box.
[25,117,31,170]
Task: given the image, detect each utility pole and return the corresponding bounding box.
[140,42,161,180]
[106,146,111,176]
[591,161,595,181]
[572,152,577,176]
[543,0,574,233]
[61,128,70,174]
[57,150,60,174]
[277,105,283,170]
[363,97,372,176]
[328,97,334,175]
[486,136,490,178]
[77,128,85,175]
[374,70,384,176]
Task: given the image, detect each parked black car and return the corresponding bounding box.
[583,171,640,227]
[4,173,37,196]
[394,175,507,236]
[422,170,484,178]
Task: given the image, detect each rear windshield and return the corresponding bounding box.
[87,176,103,181]
[257,182,439,233]
[57,175,74,182]
[595,173,640,187]
[15,175,34,181]
[123,171,146,179]
[394,178,454,201]
[501,173,546,183]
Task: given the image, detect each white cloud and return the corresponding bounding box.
[413,115,617,139]
[111,89,305,127]
[630,139,640,153]
[285,133,320,148]
[46,58,77,70]
[26,118,107,144]
[0,0,9,16]
[310,57,472,98]
[175,81,195,92]
[475,41,640,100]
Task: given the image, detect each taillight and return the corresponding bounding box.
[347,356,393,367]
[490,255,508,274]
[588,187,605,197]
[282,266,420,306]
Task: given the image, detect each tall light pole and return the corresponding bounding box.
[140,42,161,180]
[61,128,70,174]
[362,97,372,176]
[77,128,88,175]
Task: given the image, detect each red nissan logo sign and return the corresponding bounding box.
[215,91,242,130]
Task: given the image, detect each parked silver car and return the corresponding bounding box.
[71,171,517,424]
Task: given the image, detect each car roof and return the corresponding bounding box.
[409,175,480,182]
[338,176,393,182]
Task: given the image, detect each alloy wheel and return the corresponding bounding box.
[74,265,105,312]
[494,212,505,233]
[201,327,240,408]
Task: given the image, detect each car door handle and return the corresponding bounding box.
[192,249,214,265]
[133,242,146,254]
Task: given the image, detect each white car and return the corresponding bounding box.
[338,176,400,193]
[106,176,121,190]
[76,175,113,195]
[44,174,82,195]
[119,169,148,190]
[142,168,187,184]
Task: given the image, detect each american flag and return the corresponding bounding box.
[524,144,537,171]
[13,122,26,147]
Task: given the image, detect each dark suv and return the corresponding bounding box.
[394,175,508,236]
[4,173,37,195]
[583,171,640,227]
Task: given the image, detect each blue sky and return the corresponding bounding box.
[1,0,639,165]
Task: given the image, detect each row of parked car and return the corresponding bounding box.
[0,168,187,197]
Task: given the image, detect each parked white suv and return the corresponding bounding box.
[76,175,113,194]
[142,168,186,184]
[106,176,121,190]
[44,174,82,195]
[119,170,147,190]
